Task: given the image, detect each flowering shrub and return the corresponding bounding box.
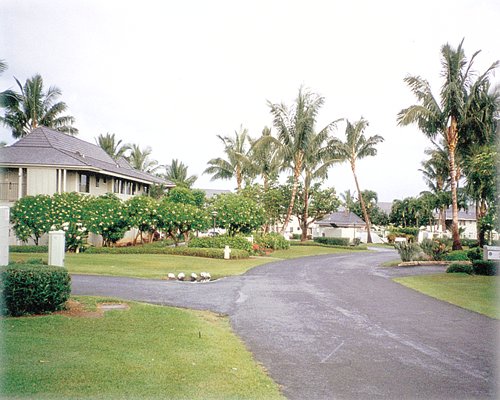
[158,199,210,245]
[125,196,160,243]
[50,193,89,252]
[84,194,129,246]
[211,193,265,235]
[10,195,53,245]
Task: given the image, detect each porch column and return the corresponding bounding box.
[63,169,67,192]
[17,168,23,199]
[0,206,8,266]
[57,169,62,193]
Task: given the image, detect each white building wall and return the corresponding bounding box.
[27,168,57,196]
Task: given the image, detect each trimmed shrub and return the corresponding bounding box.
[0,264,71,316]
[446,262,473,274]
[86,244,249,259]
[255,233,290,250]
[9,245,48,253]
[290,241,367,250]
[291,233,301,240]
[394,242,422,262]
[466,247,482,262]
[314,237,350,246]
[444,250,469,261]
[188,235,253,252]
[472,260,497,276]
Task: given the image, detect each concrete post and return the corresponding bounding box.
[48,230,65,267]
[224,245,231,260]
[0,206,9,266]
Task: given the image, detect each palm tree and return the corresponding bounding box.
[248,126,282,191]
[341,189,356,213]
[419,142,450,232]
[0,74,78,138]
[204,126,252,190]
[127,144,159,173]
[268,87,339,234]
[298,130,341,240]
[397,40,498,249]
[95,132,130,160]
[334,118,384,243]
[163,159,197,188]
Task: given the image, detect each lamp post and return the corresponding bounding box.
[211,211,218,236]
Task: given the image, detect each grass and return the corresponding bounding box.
[394,273,499,319]
[9,245,365,280]
[1,296,284,400]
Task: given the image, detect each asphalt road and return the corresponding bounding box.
[71,249,498,399]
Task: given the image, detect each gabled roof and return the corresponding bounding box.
[0,126,174,186]
[317,211,365,227]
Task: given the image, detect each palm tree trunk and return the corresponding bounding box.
[300,185,309,241]
[352,165,372,243]
[263,175,269,233]
[447,119,462,250]
[280,158,302,235]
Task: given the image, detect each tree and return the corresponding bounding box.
[397,40,498,249]
[351,190,389,226]
[340,189,356,213]
[10,195,53,245]
[268,86,339,234]
[204,126,253,190]
[127,144,159,173]
[419,142,450,232]
[334,118,384,243]
[95,133,130,160]
[163,159,197,188]
[211,193,265,236]
[125,196,160,244]
[249,126,282,190]
[0,74,78,138]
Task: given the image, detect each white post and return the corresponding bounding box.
[0,206,9,266]
[224,245,231,260]
[48,230,65,267]
[63,169,67,192]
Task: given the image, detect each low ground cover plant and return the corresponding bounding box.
[1,264,71,316]
[9,245,48,253]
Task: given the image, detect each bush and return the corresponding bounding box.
[460,238,479,248]
[291,233,301,240]
[86,244,249,259]
[314,237,350,246]
[394,242,422,262]
[0,264,71,316]
[446,262,473,274]
[290,241,367,250]
[9,245,48,253]
[444,250,469,261]
[472,260,497,276]
[390,227,419,237]
[255,233,290,250]
[420,239,447,261]
[466,247,482,262]
[188,235,253,252]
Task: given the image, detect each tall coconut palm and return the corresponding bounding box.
[341,189,356,213]
[0,60,19,109]
[334,118,384,243]
[163,159,197,188]
[95,132,130,160]
[397,40,498,249]
[204,126,252,190]
[268,87,339,234]
[0,74,77,138]
[249,126,282,191]
[127,144,159,173]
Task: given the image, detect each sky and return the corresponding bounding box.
[1,0,499,202]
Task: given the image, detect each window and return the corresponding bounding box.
[95,175,100,188]
[79,173,90,193]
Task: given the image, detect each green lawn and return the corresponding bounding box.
[1,296,284,400]
[9,245,364,279]
[394,273,499,319]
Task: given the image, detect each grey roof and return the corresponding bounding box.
[443,208,477,221]
[197,188,232,198]
[0,126,174,186]
[317,211,365,227]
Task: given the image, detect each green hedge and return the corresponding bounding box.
[313,237,350,246]
[444,250,469,261]
[290,241,367,250]
[254,233,290,250]
[446,262,473,274]
[188,235,253,252]
[9,245,48,253]
[390,227,419,237]
[472,260,497,276]
[1,264,71,316]
[85,245,249,259]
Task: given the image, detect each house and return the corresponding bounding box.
[314,211,366,242]
[0,126,174,244]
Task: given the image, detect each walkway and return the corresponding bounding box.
[72,249,498,399]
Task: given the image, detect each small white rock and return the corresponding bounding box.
[177,272,185,281]
[191,273,198,281]
[167,273,176,280]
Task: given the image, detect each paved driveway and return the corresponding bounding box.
[72,249,498,399]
